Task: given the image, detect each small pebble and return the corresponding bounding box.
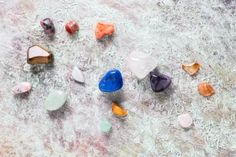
[27,45,52,64]
[100,120,112,133]
[198,82,215,97]
[45,90,67,111]
[95,22,115,39]
[72,67,85,83]
[182,62,200,75]
[150,69,171,92]
[112,102,128,117]
[12,82,32,95]
[65,20,79,34]
[128,51,157,79]
[99,69,123,92]
[178,113,193,129]
[40,18,55,37]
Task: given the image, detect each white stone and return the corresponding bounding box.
[72,66,85,83]
[12,82,32,94]
[127,51,157,79]
[178,113,193,129]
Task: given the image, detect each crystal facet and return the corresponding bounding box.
[95,22,115,39]
[128,51,157,79]
[40,18,55,37]
[65,20,79,34]
[27,45,52,64]
[45,90,67,111]
[150,70,171,92]
[72,66,84,83]
[99,69,123,92]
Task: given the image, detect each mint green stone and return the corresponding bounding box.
[100,120,112,133]
[45,90,67,111]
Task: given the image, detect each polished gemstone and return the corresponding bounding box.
[12,82,32,95]
[112,102,128,117]
[95,22,115,40]
[128,51,157,79]
[65,20,79,34]
[45,90,67,111]
[99,69,123,92]
[150,70,171,92]
[182,62,201,75]
[100,120,112,133]
[27,45,52,64]
[72,66,84,83]
[198,82,215,97]
[40,18,55,37]
[178,113,193,129]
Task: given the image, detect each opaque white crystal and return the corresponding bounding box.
[178,113,193,129]
[72,66,85,83]
[127,51,157,79]
[45,90,67,111]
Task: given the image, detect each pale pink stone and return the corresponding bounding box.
[12,82,32,94]
[178,113,193,129]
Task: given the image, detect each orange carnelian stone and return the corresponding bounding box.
[95,22,115,40]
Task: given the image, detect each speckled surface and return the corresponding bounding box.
[0,0,236,156]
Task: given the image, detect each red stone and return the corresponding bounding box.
[65,20,79,34]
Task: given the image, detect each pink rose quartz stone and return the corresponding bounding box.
[12,82,32,94]
[178,113,193,129]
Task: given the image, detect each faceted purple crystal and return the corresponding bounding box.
[150,70,171,92]
[40,18,55,37]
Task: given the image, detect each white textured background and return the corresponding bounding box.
[0,0,236,156]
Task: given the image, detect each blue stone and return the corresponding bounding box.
[99,69,123,92]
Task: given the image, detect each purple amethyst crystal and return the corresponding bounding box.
[40,18,55,37]
[150,70,171,92]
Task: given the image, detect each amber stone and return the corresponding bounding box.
[27,45,52,64]
[112,102,128,117]
[182,62,201,75]
[198,82,215,97]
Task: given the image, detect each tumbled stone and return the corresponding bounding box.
[99,69,123,92]
[150,70,171,92]
[182,62,201,75]
[178,113,193,129]
[95,22,115,40]
[45,90,67,111]
[128,51,157,79]
[112,102,128,117]
[40,18,55,37]
[198,82,215,97]
[100,120,112,133]
[27,45,53,64]
[12,82,32,95]
[65,20,79,34]
[72,66,84,83]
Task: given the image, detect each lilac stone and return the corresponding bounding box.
[40,18,55,37]
[149,70,171,92]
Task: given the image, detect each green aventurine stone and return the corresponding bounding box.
[45,90,67,111]
[100,120,112,133]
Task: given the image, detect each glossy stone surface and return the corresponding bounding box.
[27,45,52,64]
[12,82,32,95]
[65,20,79,34]
[198,82,215,97]
[100,120,112,133]
[40,18,55,37]
[128,51,157,79]
[178,113,193,129]
[95,22,115,39]
[99,69,123,92]
[150,70,171,92]
[45,90,67,111]
[72,66,84,83]
[112,102,128,117]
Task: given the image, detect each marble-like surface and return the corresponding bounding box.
[0,0,235,156]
